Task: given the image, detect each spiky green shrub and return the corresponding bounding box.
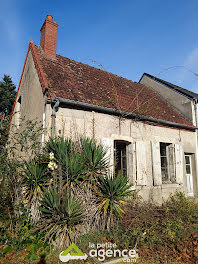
[39,186,84,248]
[80,137,108,180]
[44,137,73,162]
[95,175,133,229]
[44,137,109,187]
[45,137,86,187]
[22,159,50,201]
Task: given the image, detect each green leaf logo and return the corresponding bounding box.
[59,243,87,262]
[61,243,84,256]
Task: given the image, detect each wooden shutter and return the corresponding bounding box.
[167,144,176,182]
[151,141,162,186]
[101,138,114,176]
[136,141,147,186]
[126,143,133,182]
[175,144,184,184]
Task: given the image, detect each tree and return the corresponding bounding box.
[0,74,16,117]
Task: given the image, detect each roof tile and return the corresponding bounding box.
[33,44,193,127]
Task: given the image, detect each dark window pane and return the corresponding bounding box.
[162,167,168,181]
[161,157,167,167]
[185,156,190,165]
[114,141,128,177]
[160,143,167,156]
[186,165,191,174]
[122,156,127,174]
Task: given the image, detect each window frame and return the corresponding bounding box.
[114,140,131,177]
[160,142,176,184]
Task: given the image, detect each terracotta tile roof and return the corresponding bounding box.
[32,44,193,127]
[8,41,194,132]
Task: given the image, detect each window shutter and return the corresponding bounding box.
[151,141,162,186]
[167,144,175,182]
[126,143,133,182]
[136,141,147,186]
[175,144,184,184]
[101,138,114,176]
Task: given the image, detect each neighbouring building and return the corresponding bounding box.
[8,16,198,203]
[140,73,198,199]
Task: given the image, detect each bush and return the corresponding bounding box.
[39,186,85,248]
[1,134,134,256]
[78,192,198,263]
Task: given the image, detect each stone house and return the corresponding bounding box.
[8,15,198,203]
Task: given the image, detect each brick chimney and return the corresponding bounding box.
[40,15,58,59]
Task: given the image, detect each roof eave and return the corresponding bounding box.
[48,97,197,131]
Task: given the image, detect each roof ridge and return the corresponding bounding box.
[30,43,49,93]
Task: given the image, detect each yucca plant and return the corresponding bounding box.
[22,159,49,201]
[45,137,86,187]
[95,174,133,230]
[61,152,86,186]
[39,186,84,248]
[45,137,73,162]
[80,137,108,181]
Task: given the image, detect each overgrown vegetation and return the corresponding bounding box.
[0,121,198,263]
[78,192,198,264]
[0,121,134,262]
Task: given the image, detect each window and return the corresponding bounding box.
[152,142,183,186]
[185,155,191,174]
[160,143,169,181]
[160,142,175,183]
[114,141,128,176]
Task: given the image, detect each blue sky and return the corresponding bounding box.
[1,0,198,93]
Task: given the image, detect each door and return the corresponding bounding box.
[185,155,194,197]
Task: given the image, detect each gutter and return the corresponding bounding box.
[49,97,197,131]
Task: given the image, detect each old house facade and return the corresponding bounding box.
[9,16,198,203]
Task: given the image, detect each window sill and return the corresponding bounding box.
[162,179,177,183]
[162,183,182,189]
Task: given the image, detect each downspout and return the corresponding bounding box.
[51,99,60,138]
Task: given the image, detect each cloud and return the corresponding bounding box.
[172,47,198,92]
[185,47,198,66]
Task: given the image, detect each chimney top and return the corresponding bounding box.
[40,15,58,59]
[46,14,53,20]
